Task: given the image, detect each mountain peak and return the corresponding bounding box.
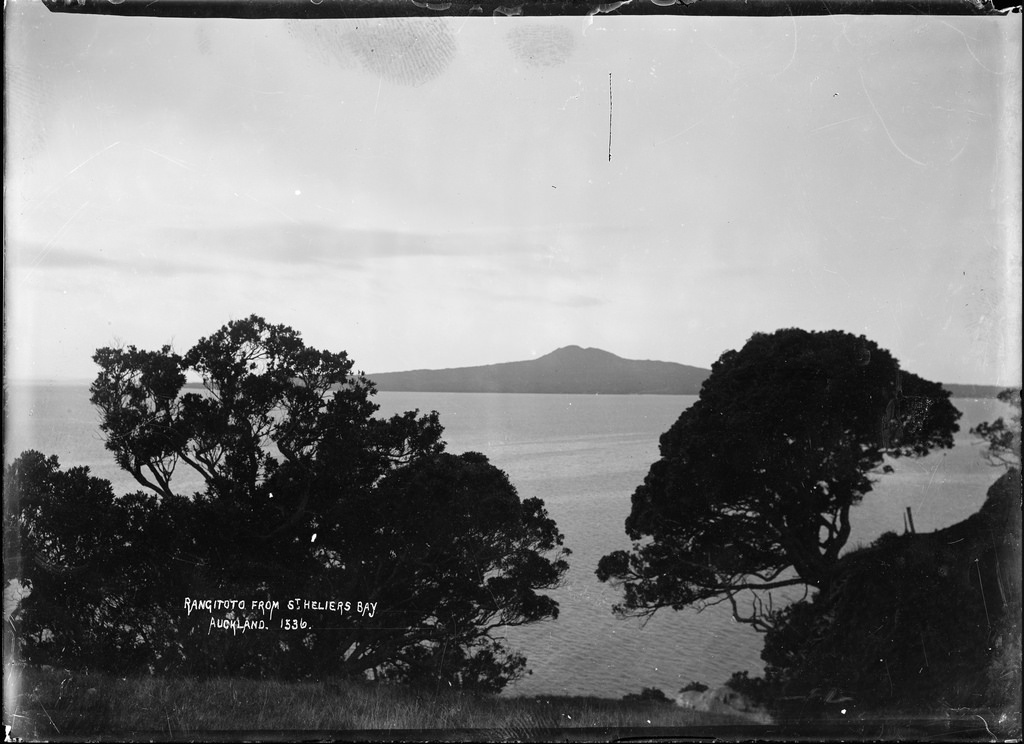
[369,346,710,394]
[541,345,621,361]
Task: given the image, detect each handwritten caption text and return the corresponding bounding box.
[184,598,379,635]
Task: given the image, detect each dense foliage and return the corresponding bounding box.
[3,452,186,672]
[597,328,960,629]
[971,388,1022,468]
[725,388,1021,722]
[729,467,1021,719]
[621,687,673,704]
[5,316,569,690]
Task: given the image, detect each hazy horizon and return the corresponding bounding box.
[5,6,1021,388]
[5,338,1018,388]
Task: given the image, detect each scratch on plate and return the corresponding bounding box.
[974,713,995,739]
[29,142,121,214]
[28,200,91,275]
[772,13,798,79]
[934,18,1010,76]
[809,115,866,134]
[949,130,970,163]
[859,70,928,168]
[140,147,193,170]
[653,117,707,148]
[242,193,299,225]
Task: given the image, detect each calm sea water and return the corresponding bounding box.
[3,384,1011,698]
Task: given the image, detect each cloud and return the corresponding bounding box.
[471,278,608,310]
[11,222,549,277]
[558,294,606,308]
[12,244,118,271]
[161,222,549,271]
[707,265,769,281]
[9,241,234,279]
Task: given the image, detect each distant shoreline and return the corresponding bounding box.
[5,379,1016,399]
[942,383,1015,399]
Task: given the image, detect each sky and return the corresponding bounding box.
[5,3,1022,386]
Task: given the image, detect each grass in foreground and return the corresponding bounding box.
[5,666,751,739]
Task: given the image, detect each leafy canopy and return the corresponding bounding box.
[3,451,186,673]
[596,328,960,630]
[7,316,569,690]
[970,388,1022,468]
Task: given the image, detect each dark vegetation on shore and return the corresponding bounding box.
[3,324,1020,739]
[5,317,572,691]
[942,383,1012,400]
[727,468,1021,735]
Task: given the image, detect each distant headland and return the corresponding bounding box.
[1,351,1012,398]
[368,346,710,395]
[368,346,1014,397]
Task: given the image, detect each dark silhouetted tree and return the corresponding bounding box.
[726,467,1021,720]
[7,316,568,690]
[971,388,1021,468]
[622,687,673,704]
[597,328,960,630]
[3,451,188,674]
